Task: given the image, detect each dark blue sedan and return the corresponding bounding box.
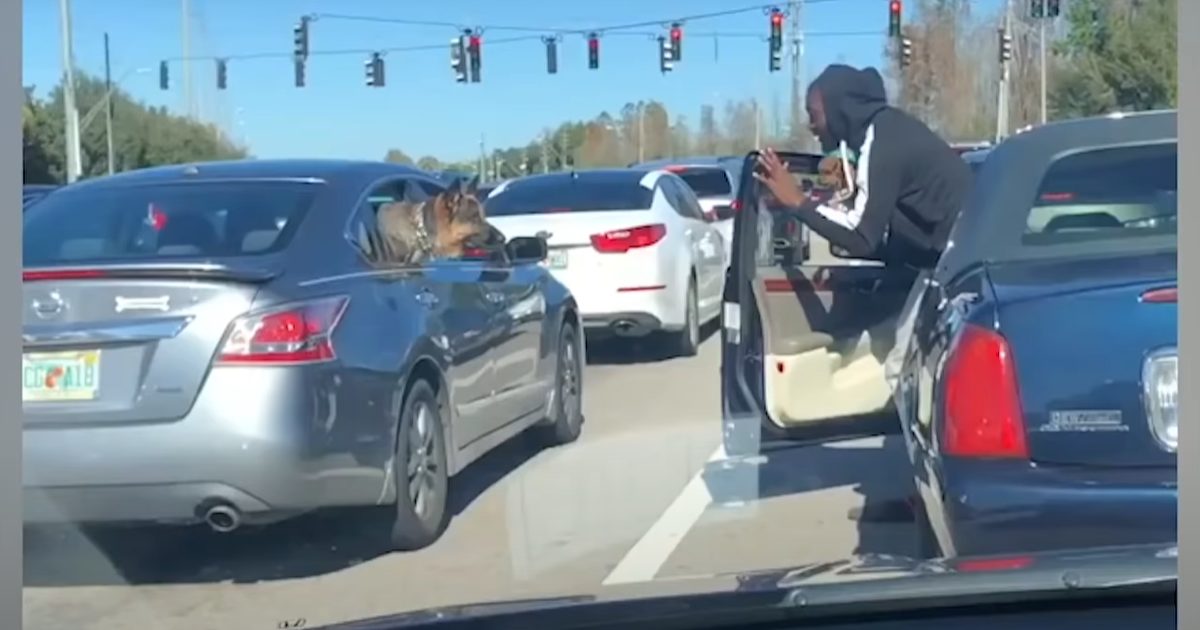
[899,110,1177,558]
[719,110,1175,559]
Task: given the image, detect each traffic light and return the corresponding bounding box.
[900,37,912,67]
[1047,0,1060,17]
[365,52,385,87]
[293,17,310,60]
[1030,0,1045,18]
[159,60,169,90]
[999,28,1013,63]
[544,36,558,74]
[451,36,468,83]
[467,32,482,83]
[216,58,227,90]
[587,32,600,70]
[889,1,902,38]
[293,58,305,87]
[670,23,683,62]
[659,36,675,74]
[769,9,784,72]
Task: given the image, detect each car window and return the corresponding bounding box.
[484,176,653,216]
[23,181,319,266]
[667,177,708,222]
[1022,142,1177,250]
[349,178,440,266]
[669,167,732,198]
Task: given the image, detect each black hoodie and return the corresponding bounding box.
[789,65,972,268]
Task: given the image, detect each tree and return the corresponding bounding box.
[416,155,442,171]
[383,149,414,165]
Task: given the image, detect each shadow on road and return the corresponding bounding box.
[703,433,917,558]
[23,430,548,588]
[584,320,720,365]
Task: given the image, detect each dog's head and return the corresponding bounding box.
[434,175,489,248]
[818,156,846,189]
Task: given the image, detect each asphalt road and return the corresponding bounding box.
[22,330,917,630]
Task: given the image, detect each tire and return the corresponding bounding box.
[669,277,700,358]
[531,323,584,447]
[388,379,450,551]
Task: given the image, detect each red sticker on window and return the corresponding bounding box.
[146,204,168,231]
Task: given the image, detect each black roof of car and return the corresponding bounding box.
[937,109,1176,279]
[499,169,652,188]
[57,159,430,192]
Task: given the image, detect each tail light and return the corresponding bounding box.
[217,296,349,365]
[24,268,108,282]
[1143,348,1177,452]
[590,223,666,254]
[942,324,1029,459]
[730,199,742,212]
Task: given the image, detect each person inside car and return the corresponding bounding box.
[752,63,973,395]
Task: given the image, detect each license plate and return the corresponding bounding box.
[22,350,101,402]
[548,249,568,269]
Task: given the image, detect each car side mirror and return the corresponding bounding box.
[506,236,547,263]
[712,204,736,221]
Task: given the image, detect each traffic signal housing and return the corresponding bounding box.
[293,58,305,87]
[1030,0,1045,18]
[365,52,385,87]
[159,60,169,90]
[900,37,912,67]
[451,36,468,82]
[293,17,310,60]
[999,28,1013,63]
[544,37,558,74]
[216,58,227,90]
[587,32,599,70]
[1047,0,1060,17]
[659,36,675,74]
[768,9,784,72]
[889,1,902,38]
[467,33,482,83]
[670,23,683,62]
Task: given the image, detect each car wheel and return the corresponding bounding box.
[670,277,700,358]
[531,323,584,446]
[389,379,450,551]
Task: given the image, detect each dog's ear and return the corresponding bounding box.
[464,175,480,197]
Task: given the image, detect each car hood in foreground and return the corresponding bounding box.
[319,543,1177,628]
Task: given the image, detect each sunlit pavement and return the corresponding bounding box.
[22,330,917,630]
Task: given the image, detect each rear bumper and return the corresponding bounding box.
[573,285,683,334]
[23,366,392,525]
[928,461,1177,557]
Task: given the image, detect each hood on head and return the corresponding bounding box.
[810,64,889,152]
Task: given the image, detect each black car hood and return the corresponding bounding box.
[317,543,1177,628]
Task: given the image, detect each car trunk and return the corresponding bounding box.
[22,262,277,426]
[988,250,1177,468]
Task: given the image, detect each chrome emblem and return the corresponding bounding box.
[31,291,65,319]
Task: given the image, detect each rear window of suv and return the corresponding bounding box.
[668,167,733,198]
[23,181,320,266]
[1022,142,1176,252]
[484,176,654,216]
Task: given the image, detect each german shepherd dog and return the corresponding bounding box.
[376,176,494,264]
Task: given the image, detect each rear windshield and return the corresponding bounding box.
[670,168,732,197]
[23,181,319,266]
[484,177,653,216]
[1022,142,1176,251]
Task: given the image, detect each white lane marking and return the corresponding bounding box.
[601,445,726,586]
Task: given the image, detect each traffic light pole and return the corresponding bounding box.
[996,0,1012,143]
[1039,16,1047,124]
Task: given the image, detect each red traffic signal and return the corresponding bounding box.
[587,32,599,70]
[669,23,683,61]
[889,0,902,37]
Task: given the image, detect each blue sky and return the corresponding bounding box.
[22,0,984,163]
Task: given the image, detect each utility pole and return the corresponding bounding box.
[754,99,762,149]
[478,134,486,179]
[1039,14,1047,124]
[637,102,645,163]
[788,0,806,148]
[996,0,1012,143]
[58,0,82,183]
[181,0,193,119]
[104,33,115,176]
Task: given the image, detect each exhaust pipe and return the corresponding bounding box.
[611,320,640,337]
[204,504,241,533]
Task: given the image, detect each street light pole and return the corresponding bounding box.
[57,0,82,183]
[104,32,115,175]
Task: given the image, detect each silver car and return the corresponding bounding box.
[22,159,584,550]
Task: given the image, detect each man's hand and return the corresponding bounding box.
[753,148,807,208]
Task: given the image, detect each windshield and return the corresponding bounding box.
[484,176,653,215]
[23,182,318,266]
[17,1,1179,628]
[669,167,733,198]
[1022,142,1176,251]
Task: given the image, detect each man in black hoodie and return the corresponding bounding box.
[754,64,972,393]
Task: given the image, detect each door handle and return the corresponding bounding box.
[415,290,439,308]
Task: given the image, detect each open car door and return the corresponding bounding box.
[720,150,913,456]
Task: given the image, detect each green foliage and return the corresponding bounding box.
[1051,0,1176,118]
[23,72,246,184]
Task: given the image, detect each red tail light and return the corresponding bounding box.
[217,296,349,365]
[730,199,742,212]
[590,224,666,254]
[942,324,1029,459]
[24,269,108,282]
[1141,286,1177,303]
[955,555,1034,572]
